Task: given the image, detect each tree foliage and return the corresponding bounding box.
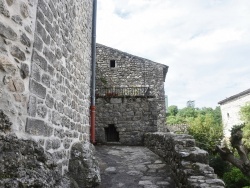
[166,106,222,125]
[209,154,230,178]
[178,107,197,119]
[188,113,223,153]
[240,102,250,148]
[166,106,197,125]
[166,115,186,125]
[166,106,223,153]
[223,167,250,188]
[168,105,178,116]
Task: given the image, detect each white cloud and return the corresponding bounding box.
[97,0,250,108]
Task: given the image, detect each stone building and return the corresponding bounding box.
[95,43,168,145]
[0,1,225,187]
[0,0,100,187]
[218,88,250,137]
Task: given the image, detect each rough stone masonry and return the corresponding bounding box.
[0,0,100,187]
[0,0,225,187]
[95,44,168,145]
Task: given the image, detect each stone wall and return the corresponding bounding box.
[96,43,167,100]
[95,44,167,144]
[0,0,94,175]
[96,97,165,145]
[145,132,225,188]
[166,124,189,134]
[0,113,100,187]
[28,0,93,174]
[0,0,38,137]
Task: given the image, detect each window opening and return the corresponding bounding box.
[110,60,116,68]
[105,124,119,142]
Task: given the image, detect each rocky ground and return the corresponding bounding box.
[95,145,176,188]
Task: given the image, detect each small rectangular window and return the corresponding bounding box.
[110,60,116,67]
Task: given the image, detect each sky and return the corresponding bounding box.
[96,0,250,108]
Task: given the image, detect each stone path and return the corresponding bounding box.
[95,145,176,188]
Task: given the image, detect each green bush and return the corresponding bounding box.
[187,114,223,153]
[209,154,230,178]
[223,167,250,188]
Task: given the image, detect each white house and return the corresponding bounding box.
[218,88,250,137]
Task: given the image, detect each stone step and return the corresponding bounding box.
[181,161,216,177]
[177,147,209,164]
[188,175,225,188]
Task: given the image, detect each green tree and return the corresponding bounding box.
[209,154,230,178]
[167,105,187,125]
[223,167,250,188]
[168,105,178,116]
[188,113,223,153]
[198,107,214,115]
[167,115,186,125]
[197,107,222,125]
[213,106,223,125]
[178,107,198,119]
[166,106,222,129]
[241,102,250,148]
[167,106,198,125]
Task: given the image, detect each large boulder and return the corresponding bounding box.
[69,141,101,188]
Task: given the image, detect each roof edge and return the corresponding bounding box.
[218,88,250,105]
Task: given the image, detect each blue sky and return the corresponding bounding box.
[96,0,250,108]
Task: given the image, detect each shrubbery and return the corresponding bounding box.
[223,167,250,188]
[166,104,250,187]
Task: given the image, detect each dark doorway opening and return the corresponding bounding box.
[110,60,116,67]
[105,124,119,142]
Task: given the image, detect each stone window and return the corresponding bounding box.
[105,124,119,142]
[110,60,116,68]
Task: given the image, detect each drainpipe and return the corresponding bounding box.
[90,0,97,144]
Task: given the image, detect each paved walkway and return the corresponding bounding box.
[95,145,176,188]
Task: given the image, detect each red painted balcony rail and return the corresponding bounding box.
[95,87,153,98]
